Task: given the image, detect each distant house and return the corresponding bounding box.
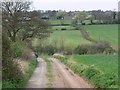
[68,11,75,16]
[41,15,49,19]
[64,16,73,20]
[41,13,50,19]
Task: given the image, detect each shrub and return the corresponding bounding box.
[64,48,73,55]
[61,28,67,30]
[82,67,100,79]
[2,30,24,88]
[36,45,57,55]
[74,45,88,55]
[88,41,115,54]
[2,59,24,83]
[74,41,115,55]
[91,73,118,88]
[70,65,82,73]
[21,48,33,60]
[64,51,72,55]
[2,58,37,88]
[45,45,57,55]
[74,27,79,30]
[10,41,24,58]
[82,23,85,25]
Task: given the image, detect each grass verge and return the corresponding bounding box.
[54,55,118,88]
[44,56,53,88]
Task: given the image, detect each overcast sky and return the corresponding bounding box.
[31,0,119,11]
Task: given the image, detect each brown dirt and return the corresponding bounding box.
[48,57,93,88]
[26,57,93,88]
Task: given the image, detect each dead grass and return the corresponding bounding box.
[13,59,29,75]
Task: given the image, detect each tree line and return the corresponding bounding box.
[40,10,118,25]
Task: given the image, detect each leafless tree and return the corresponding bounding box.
[2,1,31,42]
[2,1,51,42]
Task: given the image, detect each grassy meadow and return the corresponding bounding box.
[85,24,118,49]
[73,54,118,74]
[47,24,118,50]
[48,30,90,48]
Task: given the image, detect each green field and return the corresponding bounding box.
[48,30,90,48]
[33,24,118,51]
[85,25,118,48]
[48,24,118,49]
[49,19,72,24]
[73,54,118,74]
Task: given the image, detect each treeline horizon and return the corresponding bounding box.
[30,9,118,12]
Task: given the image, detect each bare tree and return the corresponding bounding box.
[16,10,51,41]
[20,18,51,41]
[2,2,51,42]
[2,1,31,42]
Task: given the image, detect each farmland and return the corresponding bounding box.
[85,25,118,48]
[48,22,118,88]
[48,30,90,48]
[2,1,118,89]
[48,19,72,24]
[73,54,118,74]
[47,24,118,50]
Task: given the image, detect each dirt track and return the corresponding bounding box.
[27,57,47,88]
[49,58,93,88]
[27,57,93,88]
